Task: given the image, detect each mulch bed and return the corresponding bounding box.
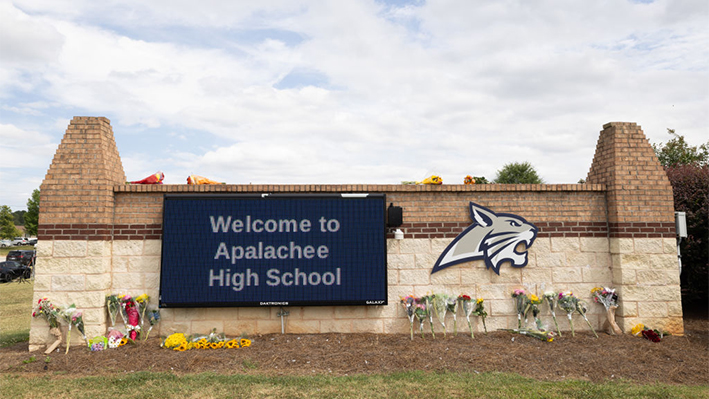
[2,317,707,385]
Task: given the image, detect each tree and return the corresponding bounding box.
[493,162,544,184]
[24,189,40,237]
[0,205,21,239]
[652,129,709,167]
[13,210,26,226]
[666,164,708,307]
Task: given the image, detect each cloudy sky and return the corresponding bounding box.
[1,0,707,211]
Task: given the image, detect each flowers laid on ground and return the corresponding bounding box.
[591,287,623,335]
[446,295,459,336]
[400,295,417,340]
[161,330,252,351]
[135,293,150,329]
[503,328,555,342]
[528,294,543,330]
[558,291,578,337]
[32,297,63,354]
[107,329,125,349]
[544,291,562,337]
[631,324,670,343]
[121,295,141,340]
[575,299,598,338]
[58,304,77,354]
[422,295,436,339]
[458,295,475,338]
[413,298,429,339]
[432,293,452,338]
[144,308,161,341]
[89,336,107,351]
[71,311,90,347]
[512,289,529,329]
[472,298,488,334]
[106,295,120,327]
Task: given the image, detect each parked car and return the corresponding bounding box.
[0,239,12,248]
[11,237,29,246]
[0,260,32,283]
[6,250,36,266]
[28,238,38,245]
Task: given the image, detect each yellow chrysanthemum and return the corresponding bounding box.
[164,333,188,349]
[240,338,251,347]
[631,323,645,336]
[476,298,483,304]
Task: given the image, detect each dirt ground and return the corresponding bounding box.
[2,316,707,385]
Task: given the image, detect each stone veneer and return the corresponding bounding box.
[29,119,682,351]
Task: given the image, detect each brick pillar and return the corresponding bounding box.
[31,117,125,351]
[587,122,683,334]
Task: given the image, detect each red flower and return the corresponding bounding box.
[642,328,661,342]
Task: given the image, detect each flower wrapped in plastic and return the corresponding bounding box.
[187,174,225,185]
[432,294,451,338]
[127,171,164,184]
[458,294,475,339]
[463,175,475,185]
[502,328,555,342]
[400,295,417,340]
[135,293,150,329]
[511,289,529,329]
[417,175,442,185]
[543,291,562,337]
[575,300,598,338]
[413,298,428,339]
[71,311,90,347]
[162,333,188,349]
[422,295,436,339]
[121,295,141,340]
[557,291,578,337]
[32,297,63,354]
[446,295,459,336]
[631,324,669,343]
[528,294,544,330]
[106,295,121,327]
[89,336,108,352]
[143,308,161,341]
[107,328,125,349]
[591,287,622,335]
[58,304,77,354]
[472,298,488,334]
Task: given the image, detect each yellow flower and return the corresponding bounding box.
[174,342,188,351]
[591,287,603,294]
[631,324,645,336]
[210,342,219,349]
[226,340,239,349]
[529,294,540,303]
[164,333,188,349]
[240,338,251,347]
[136,293,149,303]
[215,341,224,348]
[476,298,483,304]
[119,337,128,347]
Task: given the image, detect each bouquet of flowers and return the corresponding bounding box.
[107,328,125,349]
[446,296,459,336]
[458,294,475,339]
[528,294,544,330]
[413,298,428,339]
[58,304,77,354]
[472,298,488,334]
[121,295,141,340]
[575,300,598,338]
[422,295,436,339]
[71,311,91,347]
[106,295,121,327]
[143,308,161,341]
[135,293,150,329]
[433,293,451,338]
[591,287,622,335]
[631,324,670,343]
[544,291,562,337]
[400,295,417,340]
[32,297,63,354]
[502,328,555,342]
[558,291,578,337]
[89,336,108,351]
[512,289,529,329]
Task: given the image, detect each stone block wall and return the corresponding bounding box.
[29,119,683,351]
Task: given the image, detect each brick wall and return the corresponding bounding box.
[29,119,683,351]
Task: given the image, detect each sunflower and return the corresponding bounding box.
[216,341,224,349]
[240,338,251,347]
[210,342,219,349]
[225,339,239,349]
[119,337,128,347]
[174,342,188,351]
[198,338,208,346]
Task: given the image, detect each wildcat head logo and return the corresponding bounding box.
[431,202,538,275]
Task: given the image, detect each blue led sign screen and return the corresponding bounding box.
[159,194,388,307]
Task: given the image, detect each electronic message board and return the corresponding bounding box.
[159,194,388,307]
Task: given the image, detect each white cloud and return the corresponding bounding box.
[0,0,707,209]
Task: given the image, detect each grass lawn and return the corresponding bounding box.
[0,277,33,347]
[1,371,707,399]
